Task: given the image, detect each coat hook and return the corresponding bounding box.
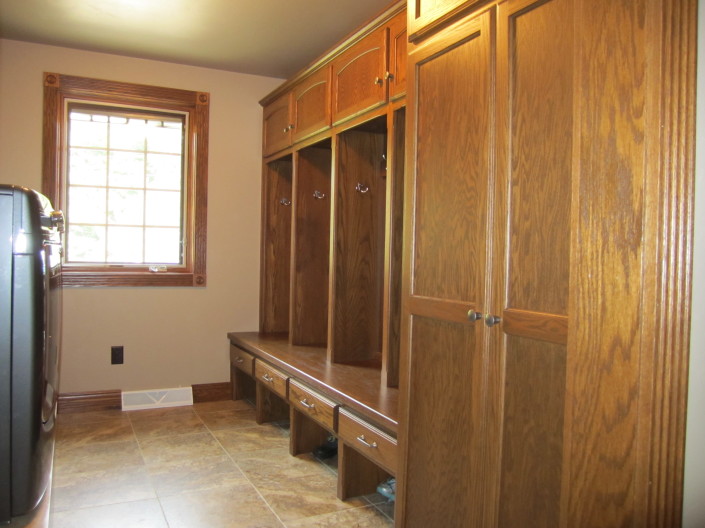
[313,190,325,199]
[356,182,369,194]
[279,198,291,206]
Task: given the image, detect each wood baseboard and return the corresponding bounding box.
[192,381,232,402]
[57,390,122,414]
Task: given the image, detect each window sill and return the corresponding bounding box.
[61,270,206,287]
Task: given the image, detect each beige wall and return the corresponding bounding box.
[0,39,282,393]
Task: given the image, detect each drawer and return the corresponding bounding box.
[254,360,288,399]
[289,379,338,432]
[230,346,255,376]
[338,408,397,475]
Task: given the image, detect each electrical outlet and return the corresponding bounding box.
[111,346,124,365]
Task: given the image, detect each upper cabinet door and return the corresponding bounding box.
[387,9,407,100]
[292,66,332,144]
[408,0,486,41]
[262,93,292,157]
[332,26,387,126]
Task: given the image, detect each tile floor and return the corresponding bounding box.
[49,400,394,528]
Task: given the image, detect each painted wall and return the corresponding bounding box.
[0,39,282,393]
[682,2,705,525]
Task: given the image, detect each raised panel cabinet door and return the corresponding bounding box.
[263,93,292,157]
[489,0,574,525]
[408,0,486,41]
[397,9,494,528]
[332,27,386,125]
[292,66,331,144]
[387,10,408,100]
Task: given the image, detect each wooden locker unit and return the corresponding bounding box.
[329,117,388,366]
[290,143,332,347]
[397,1,695,527]
[259,157,293,335]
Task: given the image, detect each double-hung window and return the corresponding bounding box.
[43,73,209,286]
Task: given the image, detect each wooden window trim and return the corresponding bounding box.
[43,73,209,287]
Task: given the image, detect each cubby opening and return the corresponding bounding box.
[290,140,332,346]
[260,155,293,335]
[330,115,388,366]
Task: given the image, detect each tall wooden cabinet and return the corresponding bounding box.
[397,0,695,527]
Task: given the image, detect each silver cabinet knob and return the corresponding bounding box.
[467,310,482,322]
[484,314,501,327]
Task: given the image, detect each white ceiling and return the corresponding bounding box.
[0,0,395,79]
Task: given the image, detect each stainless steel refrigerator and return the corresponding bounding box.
[0,184,63,524]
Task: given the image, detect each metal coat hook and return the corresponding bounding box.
[279,198,291,206]
[313,190,326,200]
[355,182,369,194]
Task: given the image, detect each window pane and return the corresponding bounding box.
[146,190,180,227]
[69,148,108,185]
[107,226,144,263]
[147,121,182,154]
[109,151,145,188]
[145,227,181,263]
[147,153,182,190]
[69,116,107,148]
[108,188,144,226]
[110,117,147,151]
[68,225,106,262]
[68,187,106,224]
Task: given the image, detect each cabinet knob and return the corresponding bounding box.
[467,310,482,322]
[484,314,501,327]
[384,71,394,81]
[374,77,384,85]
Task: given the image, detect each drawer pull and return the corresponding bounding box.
[262,373,274,383]
[300,398,316,410]
[356,435,378,449]
[235,357,244,364]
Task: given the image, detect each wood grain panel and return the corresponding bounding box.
[332,27,386,125]
[291,146,331,346]
[338,408,397,475]
[331,125,387,364]
[502,308,568,345]
[566,0,648,525]
[263,93,292,157]
[411,22,491,302]
[260,158,293,334]
[388,10,408,100]
[402,316,487,526]
[504,0,572,317]
[498,336,566,528]
[293,67,331,144]
[191,382,231,403]
[57,390,121,414]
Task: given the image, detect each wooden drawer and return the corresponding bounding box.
[289,379,338,432]
[338,408,397,475]
[230,346,255,376]
[254,360,289,399]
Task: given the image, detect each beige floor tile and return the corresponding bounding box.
[53,438,144,476]
[235,447,332,483]
[285,505,394,527]
[138,431,227,468]
[50,498,168,528]
[127,405,195,422]
[147,454,248,497]
[56,409,128,426]
[213,424,289,455]
[193,399,254,414]
[130,411,206,440]
[254,472,366,522]
[198,408,259,431]
[159,482,284,528]
[51,465,155,512]
[55,420,134,447]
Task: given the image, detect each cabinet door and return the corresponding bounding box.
[332,27,386,125]
[397,9,494,527]
[292,67,331,143]
[387,10,407,100]
[488,0,574,525]
[408,0,485,40]
[262,93,292,157]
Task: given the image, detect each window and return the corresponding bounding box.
[43,73,209,286]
